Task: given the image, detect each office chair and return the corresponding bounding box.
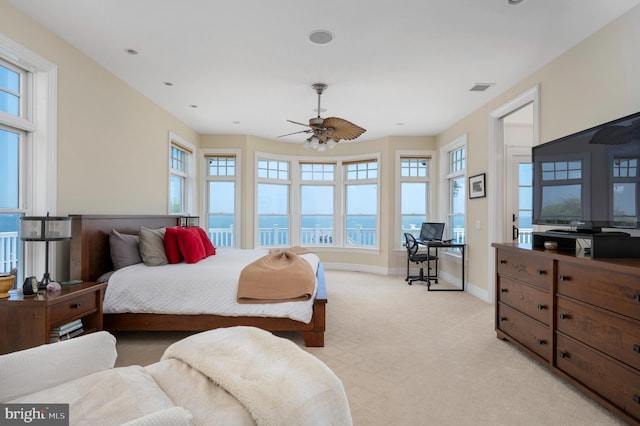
[404,233,438,285]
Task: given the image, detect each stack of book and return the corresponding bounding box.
[50,319,84,342]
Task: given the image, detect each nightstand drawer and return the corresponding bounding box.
[49,292,98,325]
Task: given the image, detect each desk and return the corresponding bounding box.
[417,240,466,291]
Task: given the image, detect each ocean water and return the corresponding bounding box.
[0,214,19,233]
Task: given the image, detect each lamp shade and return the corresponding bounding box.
[179,216,199,227]
[20,215,72,241]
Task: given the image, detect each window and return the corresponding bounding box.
[398,155,432,245]
[345,159,378,246]
[0,40,57,284]
[205,153,239,247]
[254,153,380,249]
[0,126,23,274]
[168,135,195,215]
[300,163,335,245]
[441,136,467,245]
[257,160,290,246]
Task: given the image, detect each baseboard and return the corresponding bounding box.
[325,264,491,303]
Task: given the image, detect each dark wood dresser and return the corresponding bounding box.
[493,243,640,425]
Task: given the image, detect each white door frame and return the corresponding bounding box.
[487,85,539,304]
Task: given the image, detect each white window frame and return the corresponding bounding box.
[439,134,467,257]
[168,133,196,216]
[255,155,291,247]
[0,35,57,281]
[395,150,436,250]
[254,151,380,252]
[202,149,241,248]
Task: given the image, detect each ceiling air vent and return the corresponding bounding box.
[469,83,495,92]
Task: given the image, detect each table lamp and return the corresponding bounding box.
[20,213,72,290]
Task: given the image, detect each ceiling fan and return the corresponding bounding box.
[278,83,366,151]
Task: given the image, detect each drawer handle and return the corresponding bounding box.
[559,275,569,282]
[634,395,640,405]
[499,259,507,265]
[536,269,546,276]
[558,351,570,359]
[559,313,570,320]
[634,344,640,353]
[500,316,507,322]
[500,288,508,293]
[537,304,546,310]
[634,294,640,302]
[537,339,546,345]
[71,303,81,309]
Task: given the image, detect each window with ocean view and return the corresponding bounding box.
[206,154,237,247]
[399,156,431,246]
[254,154,380,249]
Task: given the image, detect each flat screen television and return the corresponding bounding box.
[532,111,640,233]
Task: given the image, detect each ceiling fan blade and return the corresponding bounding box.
[322,117,366,143]
[287,119,313,128]
[277,129,312,138]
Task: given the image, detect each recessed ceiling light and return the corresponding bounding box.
[469,83,495,92]
[125,48,138,55]
[163,82,173,86]
[508,0,526,4]
[232,121,240,124]
[396,122,406,126]
[308,30,334,45]
[190,105,198,108]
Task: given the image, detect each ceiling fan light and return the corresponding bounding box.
[327,139,338,149]
[316,144,327,152]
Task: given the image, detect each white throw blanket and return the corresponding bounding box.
[161,327,352,426]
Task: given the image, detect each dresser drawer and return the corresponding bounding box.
[496,249,552,290]
[557,261,640,320]
[498,302,550,361]
[497,276,550,325]
[49,291,99,326]
[556,296,640,371]
[556,333,640,421]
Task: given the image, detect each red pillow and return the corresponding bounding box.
[163,227,183,264]
[196,227,216,257]
[176,227,206,264]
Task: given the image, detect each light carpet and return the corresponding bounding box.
[114,270,626,426]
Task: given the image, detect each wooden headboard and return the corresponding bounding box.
[69,215,181,282]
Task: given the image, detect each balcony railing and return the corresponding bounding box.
[0,231,19,272]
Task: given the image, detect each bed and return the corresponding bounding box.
[69,214,326,347]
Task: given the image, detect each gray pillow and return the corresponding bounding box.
[109,229,142,270]
[139,226,168,266]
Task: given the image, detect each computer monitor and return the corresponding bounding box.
[419,222,445,241]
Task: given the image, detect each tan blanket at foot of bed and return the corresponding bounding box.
[237,246,315,303]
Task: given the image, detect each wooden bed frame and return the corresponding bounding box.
[69,214,326,347]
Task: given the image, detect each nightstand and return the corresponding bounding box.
[0,282,106,354]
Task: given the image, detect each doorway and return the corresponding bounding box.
[487,86,539,304]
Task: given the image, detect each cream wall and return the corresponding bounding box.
[436,4,640,298]
[0,1,200,217]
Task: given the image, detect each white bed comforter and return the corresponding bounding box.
[103,249,320,323]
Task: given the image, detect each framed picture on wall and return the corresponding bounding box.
[469,173,486,199]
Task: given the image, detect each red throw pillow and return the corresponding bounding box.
[163,227,184,264]
[196,227,216,257]
[176,227,206,264]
